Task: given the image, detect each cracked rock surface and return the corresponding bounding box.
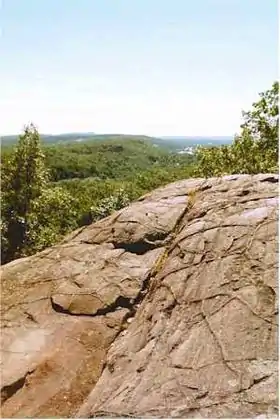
[1,174,278,418]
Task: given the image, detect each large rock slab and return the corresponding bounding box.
[1,174,278,418]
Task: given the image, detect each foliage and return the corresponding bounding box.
[195,82,279,177]
[43,138,172,181]
[1,126,80,262]
[25,187,78,252]
[1,124,49,261]
[89,188,131,222]
[241,81,278,156]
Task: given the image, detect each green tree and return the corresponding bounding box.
[195,81,279,177]
[1,124,48,261]
[241,80,278,158]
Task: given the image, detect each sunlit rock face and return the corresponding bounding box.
[1,174,278,418]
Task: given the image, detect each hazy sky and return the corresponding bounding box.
[1,0,278,136]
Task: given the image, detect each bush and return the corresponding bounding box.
[89,188,131,222]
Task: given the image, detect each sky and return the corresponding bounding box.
[1,0,278,137]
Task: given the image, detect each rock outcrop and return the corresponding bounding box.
[0,174,278,418]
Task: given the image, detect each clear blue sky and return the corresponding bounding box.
[1,0,278,136]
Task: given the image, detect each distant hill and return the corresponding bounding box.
[1,132,233,150]
[1,133,159,146]
[1,132,96,146]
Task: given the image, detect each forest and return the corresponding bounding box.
[1,81,278,264]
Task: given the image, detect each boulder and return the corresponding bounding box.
[1,174,278,418]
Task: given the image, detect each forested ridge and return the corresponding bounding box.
[1,82,278,264]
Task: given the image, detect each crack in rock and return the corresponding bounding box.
[50,295,134,318]
[1,370,35,405]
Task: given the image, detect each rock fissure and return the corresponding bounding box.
[259,176,278,183]
[89,410,139,418]
[1,370,35,405]
[201,302,242,380]
[112,239,162,254]
[50,295,134,318]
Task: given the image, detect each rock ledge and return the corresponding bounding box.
[1,174,278,418]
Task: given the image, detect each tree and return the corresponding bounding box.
[1,124,48,261]
[241,81,278,158]
[195,81,279,177]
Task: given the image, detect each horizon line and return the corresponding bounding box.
[1,132,235,138]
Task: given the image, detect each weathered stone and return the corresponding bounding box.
[1,174,278,418]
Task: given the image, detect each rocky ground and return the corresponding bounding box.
[1,174,278,418]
